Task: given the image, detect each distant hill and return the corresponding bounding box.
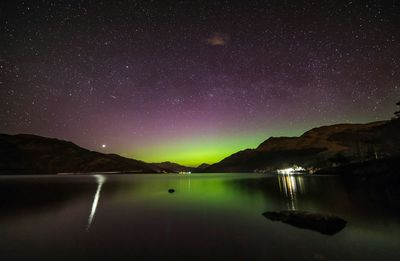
[150,161,193,173]
[0,134,182,174]
[2,119,399,175]
[196,163,211,170]
[204,119,400,173]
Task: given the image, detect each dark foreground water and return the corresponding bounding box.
[0,173,399,260]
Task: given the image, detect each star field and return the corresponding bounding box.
[1,0,399,166]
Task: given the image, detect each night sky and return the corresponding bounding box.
[1,1,399,166]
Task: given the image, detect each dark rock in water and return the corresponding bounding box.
[262,210,346,235]
[168,189,175,193]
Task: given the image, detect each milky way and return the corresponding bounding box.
[1,1,399,165]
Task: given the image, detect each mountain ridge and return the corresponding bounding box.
[2,119,399,174]
[0,133,187,174]
[204,119,400,173]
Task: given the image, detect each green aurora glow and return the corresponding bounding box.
[123,128,306,166]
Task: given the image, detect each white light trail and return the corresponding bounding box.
[86,174,106,231]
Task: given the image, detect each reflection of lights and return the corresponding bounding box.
[279,175,296,197]
[278,174,305,210]
[277,166,305,175]
[87,175,106,231]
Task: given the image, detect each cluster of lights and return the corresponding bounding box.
[277,166,305,175]
[178,171,191,174]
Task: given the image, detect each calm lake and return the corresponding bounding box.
[0,173,399,260]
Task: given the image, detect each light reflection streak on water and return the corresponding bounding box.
[86,175,106,231]
[278,174,305,210]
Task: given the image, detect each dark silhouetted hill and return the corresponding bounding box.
[0,134,163,174]
[196,163,211,170]
[204,119,400,173]
[150,161,193,173]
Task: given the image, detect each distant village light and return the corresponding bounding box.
[277,166,305,175]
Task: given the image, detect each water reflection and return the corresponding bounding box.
[0,174,400,260]
[87,175,106,231]
[277,174,305,210]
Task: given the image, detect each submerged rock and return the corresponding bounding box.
[168,189,175,193]
[262,210,346,235]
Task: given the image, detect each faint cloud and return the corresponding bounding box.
[206,33,230,46]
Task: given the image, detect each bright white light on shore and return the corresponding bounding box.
[277,166,305,175]
[101,144,106,148]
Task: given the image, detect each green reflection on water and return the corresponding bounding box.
[1,173,400,260]
[110,174,269,212]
